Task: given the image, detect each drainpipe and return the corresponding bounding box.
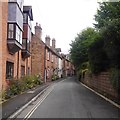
[17,51,19,79]
[44,46,46,83]
[26,58,28,75]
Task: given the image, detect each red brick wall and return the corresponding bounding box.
[31,35,45,81]
[22,24,28,38]
[45,48,57,82]
[81,72,119,102]
[1,1,8,90]
[1,1,32,90]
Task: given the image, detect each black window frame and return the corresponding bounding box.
[21,65,25,77]
[22,38,30,51]
[6,61,14,79]
[7,23,22,44]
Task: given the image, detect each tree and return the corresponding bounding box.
[70,28,98,70]
[88,35,110,74]
[101,19,120,68]
[94,2,120,29]
[94,2,120,92]
[94,2,120,68]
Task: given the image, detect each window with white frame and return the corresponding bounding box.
[47,50,50,61]
[8,24,14,39]
[16,25,22,44]
[8,23,22,44]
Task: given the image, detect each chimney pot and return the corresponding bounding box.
[45,35,50,46]
[52,38,56,48]
[35,22,42,39]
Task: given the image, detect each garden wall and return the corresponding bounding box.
[81,72,119,104]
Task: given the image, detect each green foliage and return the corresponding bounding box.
[94,2,120,29]
[77,62,89,81]
[88,37,110,74]
[81,62,89,70]
[101,19,120,68]
[51,74,59,81]
[70,2,120,91]
[2,75,42,100]
[93,1,120,90]
[70,27,98,70]
[110,68,120,94]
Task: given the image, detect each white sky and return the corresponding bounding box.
[24,0,99,54]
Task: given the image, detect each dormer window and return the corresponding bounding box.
[23,13,28,23]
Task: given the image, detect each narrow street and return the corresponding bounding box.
[16,77,119,118]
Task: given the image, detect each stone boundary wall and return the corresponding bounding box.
[81,72,119,104]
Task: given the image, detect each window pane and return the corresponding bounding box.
[6,61,14,79]
[16,25,22,44]
[27,27,31,51]
[23,13,27,23]
[52,54,54,62]
[8,24,14,38]
[27,39,30,51]
[22,39,27,49]
[27,67,30,75]
[21,66,25,77]
[47,50,50,60]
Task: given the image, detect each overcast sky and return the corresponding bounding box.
[24,0,99,54]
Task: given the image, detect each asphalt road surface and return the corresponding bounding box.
[17,77,120,118]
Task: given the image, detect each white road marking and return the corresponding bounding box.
[9,79,66,119]
[9,85,50,119]
[27,91,35,93]
[81,82,120,109]
[24,86,54,119]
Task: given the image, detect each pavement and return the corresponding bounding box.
[2,78,64,119]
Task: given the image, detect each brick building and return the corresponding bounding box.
[31,23,62,82]
[0,0,8,90]
[61,54,75,77]
[45,36,62,82]
[1,0,33,90]
[31,23,45,81]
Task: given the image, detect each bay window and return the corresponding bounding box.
[8,24,14,39]
[16,25,22,44]
[8,23,22,44]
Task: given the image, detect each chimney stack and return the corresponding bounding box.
[52,38,56,49]
[45,35,50,46]
[35,22,42,39]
